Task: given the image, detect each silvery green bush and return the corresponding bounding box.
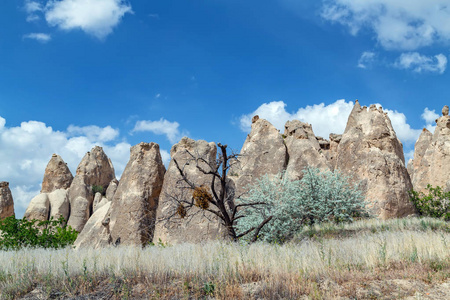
[237,168,369,243]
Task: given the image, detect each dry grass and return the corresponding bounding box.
[1,217,450,299]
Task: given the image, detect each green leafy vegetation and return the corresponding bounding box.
[0,216,78,250]
[92,185,104,195]
[237,168,369,243]
[410,184,450,220]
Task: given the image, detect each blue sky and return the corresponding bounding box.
[1,0,449,216]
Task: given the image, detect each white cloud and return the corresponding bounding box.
[239,100,354,138]
[67,125,119,142]
[358,51,376,69]
[160,149,171,166]
[395,52,447,74]
[44,0,132,39]
[25,1,42,13]
[0,116,133,218]
[239,99,432,148]
[23,33,52,43]
[133,118,185,144]
[421,107,440,124]
[421,107,439,133]
[321,0,450,51]
[383,108,421,145]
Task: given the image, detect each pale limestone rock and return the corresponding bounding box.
[108,142,165,246]
[412,107,450,192]
[335,100,415,219]
[92,192,103,213]
[443,105,449,116]
[94,197,109,212]
[283,120,330,180]
[24,193,49,221]
[41,154,73,193]
[73,202,111,249]
[105,178,119,201]
[48,189,69,221]
[326,133,342,170]
[0,182,14,219]
[408,129,432,182]
[67,146,116,232]
[230,118,287,197]
[153,137,227,244]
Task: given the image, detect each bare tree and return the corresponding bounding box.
[169,143,272,242]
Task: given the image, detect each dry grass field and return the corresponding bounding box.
[1,217,450,299]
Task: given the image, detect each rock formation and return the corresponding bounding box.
[105,178,119,202]
[67,146,116,232]
[411,106,450,192]
[153,137,227,244]
[24,193,49,221]
[407,129,433,181]
[230,117,288,196]
[335,101,415,219]
[73,202,112,248]
[108,142,165,246]
[41,154,73,193]
[48,189,70,221]
[0,182,14,219]
[283,120,330,180]
[24,154,72,222]
[74,142,166,248]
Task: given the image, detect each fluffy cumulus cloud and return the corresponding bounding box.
[321,0,450,73]
[132,118,186,144]
[0,116,132,217]
[240,99,439,157]
[394,52,448,74]
[24,0,132,39]
[321,0,450,51]
[240,99,354,139]
[23,33,52,43]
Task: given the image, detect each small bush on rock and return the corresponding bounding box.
[0,216,78,250]
[409,185,450,220]
[237,168,369,243]
[92,185,104,195]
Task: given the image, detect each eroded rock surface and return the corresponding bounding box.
[67,146,116,232]
[335,100,415,219]
[0,182,14,219]
[108,142,166,246]
[283,120,330,180]
[24,193,49,221]
[412,106,450,192]
[230,118,287,197]
[408,129,433,181]
[41,154,73,193]
[153,137,227,244]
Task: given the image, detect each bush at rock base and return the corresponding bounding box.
[0,216,78,250]
[409,185,450,221]
[237,167,369,243]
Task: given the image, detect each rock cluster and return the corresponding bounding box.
[25,155,73,222]
[20,100,450,247]
[25,147,116,232]
[75,142,166,248]
[334,101,415,219]
[67,146,116,232]
[0,182,14,219]
[410,106,450,192]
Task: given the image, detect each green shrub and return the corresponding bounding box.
[92,185,104,195]
[409,185,450,220]
[0,216,78,250]
[237,168,369,243]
